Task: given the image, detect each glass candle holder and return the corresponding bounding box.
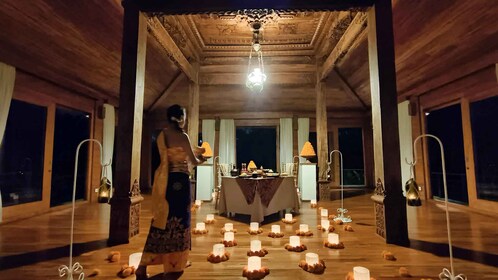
[196,222,206,231]
[310,199,317,205]
[289,236,300,247]
[250,240,262,252]
[224,231,234,242]
[224,223,233,231]
[213,244,225,257]
[320,209,328,217]
[353,266,370,280]
[129,252,142,269]
[321,219,330,229]
[206,214,214,221]
[195,199,202,206]
[285,213,293,221]
[305,253,319,266]
[299,224,309,232]
[250,222,259,231]
[328,233,339,244]
[271,225,281,234]
[248,256,261,271]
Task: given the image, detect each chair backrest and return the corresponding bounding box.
[281,162,297,176]
[217,163,231,177]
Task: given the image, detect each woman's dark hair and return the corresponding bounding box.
[167,104,185,131]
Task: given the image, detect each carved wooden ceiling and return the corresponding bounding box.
[0,0,496,119]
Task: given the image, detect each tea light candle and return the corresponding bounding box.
[320,208,328,217]
[321,219,330,229]
[206,214,214,221]
[299,224,309,232]
[289,236,300,247]
[285,213,293,221]
[250,240,262,252]
[247,256,261,271]
[328,233,339,245]
[224,223,233,231]
[305,253,319,266]
[213,244,225,257]
[271,225,281,234]
[195,199,202,206]
[196,222,206,231]
[224,231,234,242]
[250,222,259,231]
[310,199,317,205]
[353,266,370,280]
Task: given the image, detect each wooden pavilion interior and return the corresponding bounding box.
[0,0,497,279]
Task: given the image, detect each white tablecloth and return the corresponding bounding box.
[218,176,300,222]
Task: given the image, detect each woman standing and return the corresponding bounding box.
[136,104,205,280]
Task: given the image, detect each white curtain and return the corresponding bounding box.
[297,118,310,163]
[0,62,16,222]
[202,119,215,164]
[279,118,293,171]
[102,104,115,187]
[398,101,413,196]
[219,119,235,166]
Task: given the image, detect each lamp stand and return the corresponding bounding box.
[407,134,466,280]
[328,150,352,223]
[58,139,107,280]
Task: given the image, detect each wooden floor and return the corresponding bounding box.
[0,193,497,279]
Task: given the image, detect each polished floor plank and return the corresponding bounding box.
[0,193,497,279]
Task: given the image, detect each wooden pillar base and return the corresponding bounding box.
[109,180,144,245]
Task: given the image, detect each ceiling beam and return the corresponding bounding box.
[320,12,367,81]
[333,68,368,109]
[199,110,367,120]
[200,64,316,74]
[147,71,186,112]
[199,72,315,85]
[147,17,197,83]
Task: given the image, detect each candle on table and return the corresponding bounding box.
[320,209,328,217]
[299,224,309,232]
[353,266,370,280]
[195,199,201,206]
[247,256,261,271]
[305,253,319,266]
[321,219,330,229]
[285,213,293,221]
[213,244,225,257]
[196,222,205,231]
[224,231,234,242]
[328,233,339,245]
[271,225,280,234]
[250,222,259,231]
[250,240,262,252]
[206,214,214,221]
[289,236,300,247]
[224,223,233,231]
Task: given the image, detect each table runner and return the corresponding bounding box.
[235,177,284,207]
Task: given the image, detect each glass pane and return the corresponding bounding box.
[470,96,498,202]
[0,100,46,207]
[50,107,90,207]
[338,128,365,186]
[236,127,276,171]
[426,104,468,204]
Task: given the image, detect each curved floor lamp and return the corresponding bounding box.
[406,134,466,280]
[328,150,352,223]
[58,139,108,280]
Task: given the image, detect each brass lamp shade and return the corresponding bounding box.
[300,141,316,159]
[201,141,213,158]
[405,178,422,206]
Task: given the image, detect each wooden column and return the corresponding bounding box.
[316,76,329,182]
[187,63,200,147]
[109,1,146,245]
[367,0,408,245]
[140,114,152,193]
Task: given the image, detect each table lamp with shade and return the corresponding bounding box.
[300,141,316,163]
[248,160,257,172]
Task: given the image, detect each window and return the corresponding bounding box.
[470,96,498,202]
[338,128,365,186]
[236,127,276,170]
[0,100,46,207]
[50,107,90,206]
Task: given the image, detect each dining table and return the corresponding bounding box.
[218,176,300,223]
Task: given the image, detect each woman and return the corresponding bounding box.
[136,105,205,280]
